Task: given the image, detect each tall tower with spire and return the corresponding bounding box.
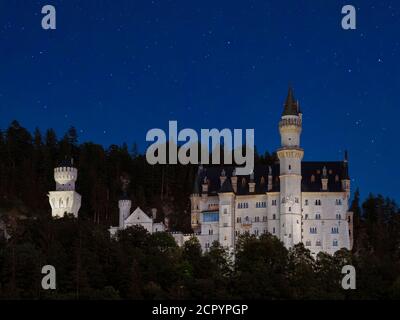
[277,87,304,248]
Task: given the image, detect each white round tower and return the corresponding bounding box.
[54,159,78,191]
[277,87,304,248]
[118,199,132,228]
[49,158,81,218]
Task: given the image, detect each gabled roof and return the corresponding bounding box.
[124,207,152,224]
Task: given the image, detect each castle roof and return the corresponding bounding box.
[194,161,349,196]
[57,158,75,168]
[282,87,300,116]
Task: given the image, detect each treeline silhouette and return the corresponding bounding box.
[0,121,400,299]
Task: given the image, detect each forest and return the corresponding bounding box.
[0,120,400,299]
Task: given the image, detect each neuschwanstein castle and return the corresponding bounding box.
[48,88,353,256]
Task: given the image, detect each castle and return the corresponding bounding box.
[189,88,353,256]
[48,87,353,257]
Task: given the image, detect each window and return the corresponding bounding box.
[273,214,276,220]
[316,240,321,246]
[305,214,308,220]
[336,199,342,205]
[237,217,242,223]
[315,213,321,220]
[295,197,299,204]
[288,207,291,212]
[223,223,228,227]
[208,229,213,235]
[305,199,309,206]
[332,227,339,234]
[333,239,338,247]
[310,227,317,234]
[262,216,267,222]
[273,227,276,234]
[254,229,259,236]
[223,208,228,214]
[305,240,311,247]
[272,200,277,206]
[289,165,291,170]
[315,199,321,206]
[203,212,219,222]
[336,214,341,220]
[255,216,260,222]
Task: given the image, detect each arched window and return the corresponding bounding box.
[311,174,315,183]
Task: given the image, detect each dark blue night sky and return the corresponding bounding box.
[0,1,399,201]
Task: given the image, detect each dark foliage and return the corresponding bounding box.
[0,122,399,299]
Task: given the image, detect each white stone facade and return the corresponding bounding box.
[109,201,165,236]
[189,88,353,256]
[48,160,81,218]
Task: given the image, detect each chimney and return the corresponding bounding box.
[220,169,227,187]
[249,170,256,193]
[202,177,209,201]
[267,166,273,191]
[164,216,170,230]
[151,208,157,220]
[321,166,328,191]
[231,169,238,193]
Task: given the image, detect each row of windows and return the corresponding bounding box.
[237,198,343,209]
[305,240,338,247]
[256,201,267,208]
[236,215,277,223]
[304,214,342,220]
[235,229,269,237]
[304,199,342,206]
[237,202,249,209]
[309,227,340,234]
[206,239,339,249]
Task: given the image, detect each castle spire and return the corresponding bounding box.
[282,86,299,116]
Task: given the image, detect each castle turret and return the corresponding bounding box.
[342,150,351,196]
[321,166,328,191]
[48,158,81,218]
[267,166,273,191]
[119,198,132,228]
[248,170,256,193]
[231,169,238,193]
[190,166,202,231]
[277,87,304,248]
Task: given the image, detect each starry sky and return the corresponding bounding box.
[0,0,399,202]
